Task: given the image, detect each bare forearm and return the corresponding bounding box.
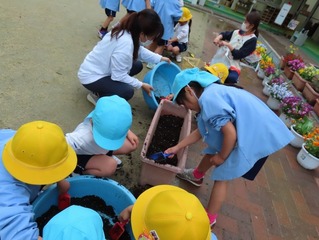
[176,129,201,149]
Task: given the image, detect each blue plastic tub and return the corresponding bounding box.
[32,176,136,239]
[143,62,181,110]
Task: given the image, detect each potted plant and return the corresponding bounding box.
[258,53,274,79]
[290,117,314,148]
[279,96,313,127]
[285,59,305,80]
[280,44,300,69]
[298,64,319,82]
[297,127,319,169]
[263,75,286,96]
[267,82,293,110]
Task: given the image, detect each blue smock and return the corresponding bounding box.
[0,130,41,240]
[151,0,182,40]
[100,0,120,11]
[196,84,294,181]
[121,0,146,12]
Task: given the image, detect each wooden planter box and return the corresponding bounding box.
[302,82,319,106]
[284,65,295,80]
[292,72,308,91]
[139,100,192,186]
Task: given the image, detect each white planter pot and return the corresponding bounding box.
[297,143,319,170]
[257,67,265,79]
[262,83,270,96]
[289,125,304,148]
[266,96,280,110]
[279,113,293,128]
[262,76,270,86]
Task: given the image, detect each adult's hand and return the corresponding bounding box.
[213,35,223,46]
[160,56,171,64]
[142,83,153,96]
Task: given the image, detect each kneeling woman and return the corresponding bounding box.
[78,9,170,103]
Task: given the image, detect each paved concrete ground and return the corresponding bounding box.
[1,1,319,239]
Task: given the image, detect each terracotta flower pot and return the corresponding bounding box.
[302,82,319,106]
[297,143,319,170]
[313,99,319,117]
[292,72,308,91]
[284,65,295,80]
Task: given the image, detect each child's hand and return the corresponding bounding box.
[210,153,225,166]
[118,205,133,222]
[164,145,179,158]
[127,130,139,147]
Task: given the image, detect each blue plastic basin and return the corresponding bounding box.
[32,176,136,239]
[143,62,181,110]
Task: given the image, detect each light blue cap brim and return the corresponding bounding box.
[172,68,220,102]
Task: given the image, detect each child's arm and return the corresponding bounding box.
[210,121,237,166]
[165,128,201,155]
[118,205,133,222]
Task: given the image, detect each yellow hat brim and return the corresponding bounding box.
[2,139,77,185]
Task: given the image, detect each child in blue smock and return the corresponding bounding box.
[121,0,150,14]
[98,0,120,39]
[146,0,182,68]
[165,68,294,227]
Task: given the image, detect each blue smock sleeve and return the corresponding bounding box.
[0,130,40,240]
[200,92,236,131]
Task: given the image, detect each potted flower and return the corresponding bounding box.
[279,96,313,127]
[267,83,293,110]
[298,64,319,81]
[285,59,305,80]
[280,44,301,69]
[290,116,314,148]
[297,127,319,169]
[262,75,286,97]
[258,53,274,79]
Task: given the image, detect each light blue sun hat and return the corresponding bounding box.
[172,68,220,102]
[43,205,105,240]
[87,95,132,150]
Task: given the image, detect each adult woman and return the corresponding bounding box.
[212,11,260,83]
[78,9,170,104]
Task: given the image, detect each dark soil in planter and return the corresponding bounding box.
[146,114,183,166]
[36,195,131,240]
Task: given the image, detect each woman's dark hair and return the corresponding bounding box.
[175,81,203,105]
[111,9,164,59]
[246,10,260,37]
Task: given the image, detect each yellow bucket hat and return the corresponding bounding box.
[131,185,211,240]
[2,121,77,185]
[204,63,229,83]
[179,7,192,22]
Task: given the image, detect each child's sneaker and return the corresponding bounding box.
[112,155,123,170]
[86,92,99,106]
[98,30,107,39]
[176,54,182,63]
[176,168,203,187]
[207,212,218,229]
